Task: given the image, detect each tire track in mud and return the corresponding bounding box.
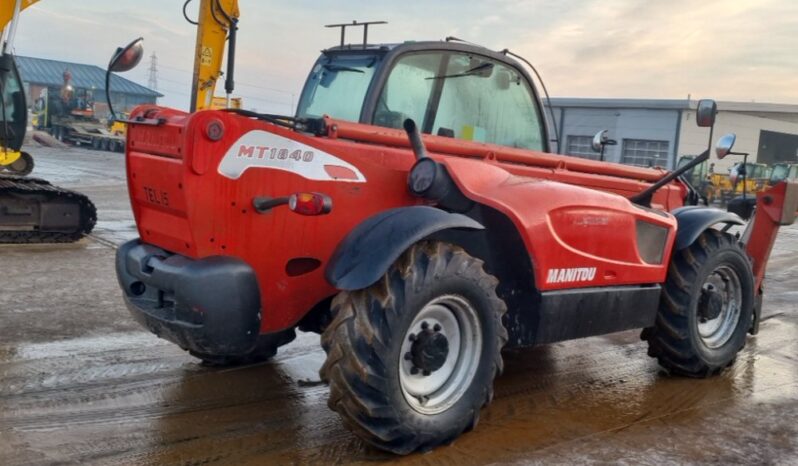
[2,228,796,465]
[0,337,338,465]
[89,322,796,465]
[4,317,795,465]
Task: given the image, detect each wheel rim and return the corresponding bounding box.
[399,295,482,415]
[697,264,742,349]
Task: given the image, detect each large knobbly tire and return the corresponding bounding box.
[644,229,754,377]
[320,241,508,454]
[191,328,296,367]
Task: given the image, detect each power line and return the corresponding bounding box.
[151,73,296,112]
[156,62,297,96]
[155,83,292,110]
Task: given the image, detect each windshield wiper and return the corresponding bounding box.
[427,62,494,80]
[323,64,365,74]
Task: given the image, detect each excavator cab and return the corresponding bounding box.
[296,42,550,151]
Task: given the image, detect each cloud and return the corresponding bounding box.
[11,0,798,110]
[504,0,798,102]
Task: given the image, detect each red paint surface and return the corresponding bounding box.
[125,107,743,334]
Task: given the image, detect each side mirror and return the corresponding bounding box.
[108,37,144,73]
[696,99,717,128]
[591,130,616,162]
[592,130,608,153]
[105,37,144,121]
[715,133,736,159]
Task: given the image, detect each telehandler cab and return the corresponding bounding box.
[114,4,798,454]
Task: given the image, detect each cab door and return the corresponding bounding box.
[369,49,547,152]
[0,53,26,151]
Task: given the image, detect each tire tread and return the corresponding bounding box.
[646,230,752,377]
[320,241,507,454]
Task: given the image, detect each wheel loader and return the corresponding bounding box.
[114,1,798,455]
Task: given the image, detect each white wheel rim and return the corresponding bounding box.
[399,295,482,415]
[697,265,742,349]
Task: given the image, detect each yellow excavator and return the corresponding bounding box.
[0,0,97,242]
[0,0,238,242]
[0,0,36,176]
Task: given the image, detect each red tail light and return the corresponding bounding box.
[288,192,332,216]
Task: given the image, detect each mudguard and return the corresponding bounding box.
[672,206,744,250]
[325,206,484,291]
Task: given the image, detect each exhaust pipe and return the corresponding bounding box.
[403,119,429,160]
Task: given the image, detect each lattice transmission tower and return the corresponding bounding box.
[147,52,158,92]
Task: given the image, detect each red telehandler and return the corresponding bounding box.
[114,2,798,454]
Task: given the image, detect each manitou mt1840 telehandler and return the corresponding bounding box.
[114,0,798,454]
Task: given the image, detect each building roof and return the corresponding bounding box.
[548,97,798,114]
[15,55,162,98]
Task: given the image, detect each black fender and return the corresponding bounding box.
[672,206,744,250]
[325,206,484,290]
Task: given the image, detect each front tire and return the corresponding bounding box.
[320,241,507,454]
[645,229,753,377]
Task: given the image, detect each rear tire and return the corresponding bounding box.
[191,328,296,367]
[644,229,753,377]
[320,241,507,454]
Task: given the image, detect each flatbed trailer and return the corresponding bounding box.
[51,116,126,152]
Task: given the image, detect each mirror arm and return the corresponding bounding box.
[105,69,116,122]
[629,149,710,207]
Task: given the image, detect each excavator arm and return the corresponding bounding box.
[188,0,240,112]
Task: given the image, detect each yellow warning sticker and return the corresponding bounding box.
[200,47,213,66]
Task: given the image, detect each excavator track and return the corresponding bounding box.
[0,175,96,243]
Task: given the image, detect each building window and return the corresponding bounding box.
[565,135,600,160]
[621,139,670,168]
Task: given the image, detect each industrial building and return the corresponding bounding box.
[16,55,161,119]
[548,98,798,170]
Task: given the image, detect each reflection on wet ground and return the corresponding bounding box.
[1,147,796,464]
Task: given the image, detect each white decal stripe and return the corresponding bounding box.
[217,130,366,182]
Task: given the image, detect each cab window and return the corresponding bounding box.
[0,54,26,149]
[374,51,545,150]
[374,53,440,129]
[298,54,378,122]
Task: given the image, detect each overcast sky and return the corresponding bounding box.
[12,0,798,113]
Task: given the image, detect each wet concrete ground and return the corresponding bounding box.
[1,146,797,465]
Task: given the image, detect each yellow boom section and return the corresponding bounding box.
[1,0,39,33]
[190,0,239,112]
